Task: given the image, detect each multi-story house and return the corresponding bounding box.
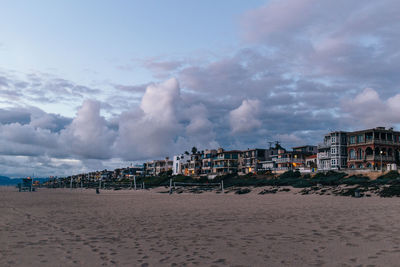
[275,146,315,171]
[240,148,267,174]
[188,152,202,176]
[155,157,173,175]
[347,127,400,170]
[201,149,217,175]
[317,131,348,171]
[144,161,155,176]
[212,148,242,174]
[173,154,191,175]
[260,144,286,171]
[145,158,173,176]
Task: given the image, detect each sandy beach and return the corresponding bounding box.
[1,187,400,266]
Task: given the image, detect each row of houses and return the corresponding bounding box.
[169,145,318,177]
[61,126,400,182]
[154,126,400,177]
[64,165,145,183]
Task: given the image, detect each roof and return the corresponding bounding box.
[349,127,400,134]
[292,145,316,149]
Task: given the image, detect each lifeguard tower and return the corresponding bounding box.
[18,177,35,192]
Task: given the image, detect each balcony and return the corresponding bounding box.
[348,139,399,146]
[317,153,330,159]
[365,155,395,161]
[317,143,331,149]
[348,156,395,161]
[274,158,304,164]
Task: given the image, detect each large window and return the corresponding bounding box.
[349,136,356,144]
[349,149,356,159]
[358,148,363,160]
[357,135,364,143]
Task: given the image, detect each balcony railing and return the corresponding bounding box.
[348,155,395,161]
[317,143,331,149]
[274,158,304,163]
[317,153,330,159]
[348,139,399,146]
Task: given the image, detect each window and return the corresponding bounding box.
[349,149,356,159]
[332,136,336,143]
[350,136,356,144]
[357,135,364,143]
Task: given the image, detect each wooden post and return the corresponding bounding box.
[70,177,73,189]
[142,182,145,189]
[99,180,101,191]
[169,178,173,194]
[134,176,137,190]
[81,181,83,189]
[221,180,224,193]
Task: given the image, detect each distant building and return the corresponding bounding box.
[260,143,286,171]
[212,148,242,174]
[188,152,202,176]
[317,131,348,171]
[173,154,191,175]
[145,157,173,176]
[346,127,400,170]
[240,148,267,174]
[305,155,317,169]
[275,150,310,170]
[201,149,217,175]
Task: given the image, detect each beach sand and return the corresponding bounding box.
[1,187,400,266]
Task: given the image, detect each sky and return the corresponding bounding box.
[1,0,400,177]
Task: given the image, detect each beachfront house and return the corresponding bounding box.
[212,148,242,174]
[346,127,400,170]
[239,148,267,174]
[317,131,348,171]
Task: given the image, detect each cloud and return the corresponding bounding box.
[342,88,400,128]
[60,100,116,160]
[115,78,183,160]
[229,99,262,134]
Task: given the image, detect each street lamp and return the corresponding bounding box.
[380,150,383,173]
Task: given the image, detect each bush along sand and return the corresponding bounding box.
[50,170,400,197]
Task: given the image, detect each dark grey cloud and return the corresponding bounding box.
[0,108,31,125]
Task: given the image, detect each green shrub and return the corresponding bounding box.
[379,185,400,197]
[342,175,370,185]
[235,188,251,194]
[377,170,400,180]
[279,170,301,179]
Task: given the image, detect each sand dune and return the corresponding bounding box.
[1,187,400,266]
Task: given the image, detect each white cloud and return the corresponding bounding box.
[229,99,262,134]
[342,88,400,128]
[60,100,116,159]
[115,78,183,160]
